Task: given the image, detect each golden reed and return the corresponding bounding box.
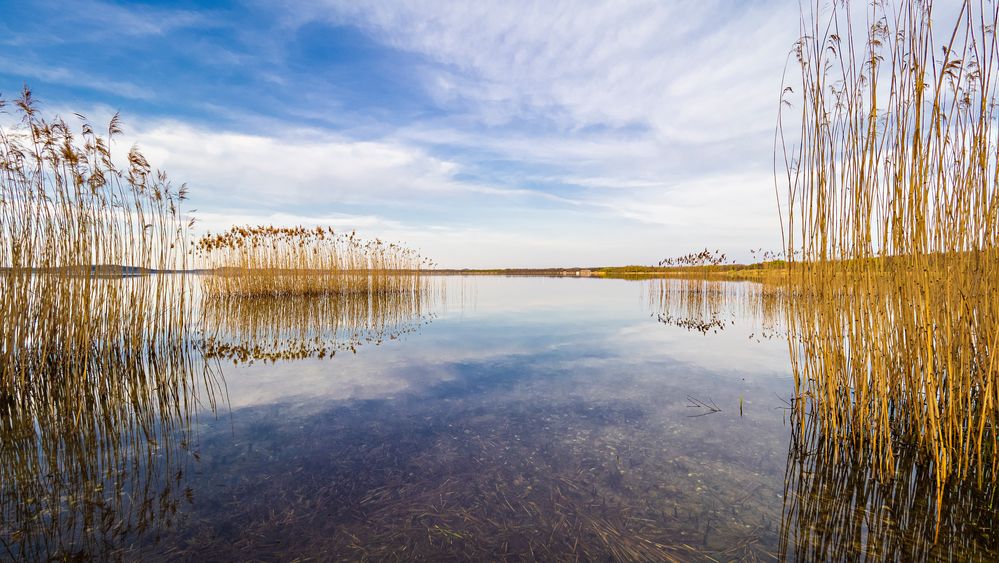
[0,87,194,388]
[0,89,223,558]
[777,0,999,523]
[196,225,431,299]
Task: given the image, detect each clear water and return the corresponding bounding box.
[3,276,996,561]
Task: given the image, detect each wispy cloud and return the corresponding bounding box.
[42,0,211,39]
[0,60,156,101]
[300,0,796,138]
[0,0,803,266]
[124,120,569,210]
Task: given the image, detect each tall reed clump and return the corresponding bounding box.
[0,89,218,558]
[0,87,195,388]
[196,225,432,299]
[778,0,999,506]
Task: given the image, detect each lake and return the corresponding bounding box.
[2,276,995,561]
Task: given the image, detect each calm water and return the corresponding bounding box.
[2,276,996,561]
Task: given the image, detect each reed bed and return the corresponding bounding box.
[0,88,194,389]
[0,90,222,558]
[778,0,999,513]
[196,225,431,299]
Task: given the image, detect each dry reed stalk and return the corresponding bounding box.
[778,0,999,519]
[196,225,432,299]
[0,90,222,558]
[0,87,195,390]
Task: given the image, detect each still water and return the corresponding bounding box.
[2,276,995,561]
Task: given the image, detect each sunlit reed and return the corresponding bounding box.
[778,0,999,517]
[0,88,194,389]
[196,225,432,299]
[0,90,222,558]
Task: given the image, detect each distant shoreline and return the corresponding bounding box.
[0,263,779,280]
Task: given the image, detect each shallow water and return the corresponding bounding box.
[2,276,996,561]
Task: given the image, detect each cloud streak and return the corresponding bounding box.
[0,0,802,267]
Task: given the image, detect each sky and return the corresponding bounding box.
[0,0,801,268]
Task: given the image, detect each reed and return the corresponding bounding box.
[196,225,432,299]
[0,90,221,557]
[778,0,999,511]
[0,87,194,389]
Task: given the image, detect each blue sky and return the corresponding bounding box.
[0,0,799,268]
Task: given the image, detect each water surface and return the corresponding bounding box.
[3,276,995,561]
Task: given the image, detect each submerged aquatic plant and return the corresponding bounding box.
[778,0,999,518]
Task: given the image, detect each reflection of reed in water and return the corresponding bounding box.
[201,283,442,365]
[648,278,784,336]
[0,334,223,560]
[779,408,998,561]
[0,91,222,559]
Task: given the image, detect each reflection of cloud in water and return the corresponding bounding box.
[152,361,792,560]
[224,359,462,408]
[614,322,790,380]
[220,277,793,409]
[120,275,996,560]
